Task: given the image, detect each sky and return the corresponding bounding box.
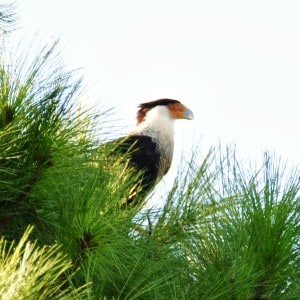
[11,1,300,184]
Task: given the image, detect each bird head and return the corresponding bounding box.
[136,99,194,124]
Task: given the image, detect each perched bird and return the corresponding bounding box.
[114,98,194,206]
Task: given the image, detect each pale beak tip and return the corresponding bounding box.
[184,108,194,120]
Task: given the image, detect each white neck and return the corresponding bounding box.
[134,106,174,137]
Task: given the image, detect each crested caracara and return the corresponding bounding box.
[114,98,194,206]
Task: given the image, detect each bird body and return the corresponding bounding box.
[133,105,175,178]
[113,99,193,205]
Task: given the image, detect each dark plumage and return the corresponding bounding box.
[113,98,194,206]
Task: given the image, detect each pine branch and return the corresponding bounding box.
[0,1,18,35]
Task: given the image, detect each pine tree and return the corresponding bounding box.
[0,3,299,299]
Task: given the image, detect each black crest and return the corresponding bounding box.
[139,99,180,110]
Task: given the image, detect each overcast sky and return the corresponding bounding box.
[15,1,300,175]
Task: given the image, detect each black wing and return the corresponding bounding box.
[111,135,160,205]
[114,135,160,187]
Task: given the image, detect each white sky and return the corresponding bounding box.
[14,1,300,175]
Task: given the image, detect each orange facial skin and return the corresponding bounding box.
[168,102,194,120]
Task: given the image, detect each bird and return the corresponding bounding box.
[112,98,194,206]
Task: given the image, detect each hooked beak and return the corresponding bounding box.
[183,107,194,120]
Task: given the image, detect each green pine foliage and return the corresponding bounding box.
[0,226,86,299]
[0,3,299,299]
